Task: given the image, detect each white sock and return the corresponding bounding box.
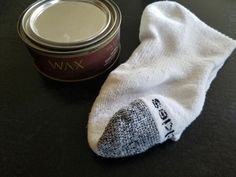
[87,1,236,158]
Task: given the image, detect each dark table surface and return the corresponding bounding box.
[1,0,236,177]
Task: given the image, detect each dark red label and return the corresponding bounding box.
[29,33,120,81]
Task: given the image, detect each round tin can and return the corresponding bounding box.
[17,0,121,82]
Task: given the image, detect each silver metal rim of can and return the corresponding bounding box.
[17,0,121,51]
[26,0,112,47]
[17,23,120,56]
[33,45,121,82]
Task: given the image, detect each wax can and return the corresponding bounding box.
[17,0,121,82]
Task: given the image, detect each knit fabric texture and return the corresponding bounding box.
[97,99,160,158]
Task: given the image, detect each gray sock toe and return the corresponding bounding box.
[97,99,160,158]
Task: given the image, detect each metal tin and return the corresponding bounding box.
[17,0,121,82]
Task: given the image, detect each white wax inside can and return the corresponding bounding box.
[31,2,107,43]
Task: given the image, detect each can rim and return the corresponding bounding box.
[17,0,122,54]
[28,0,112,46]
[19,0,120,50]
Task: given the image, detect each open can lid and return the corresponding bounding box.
[21,0,118,49]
